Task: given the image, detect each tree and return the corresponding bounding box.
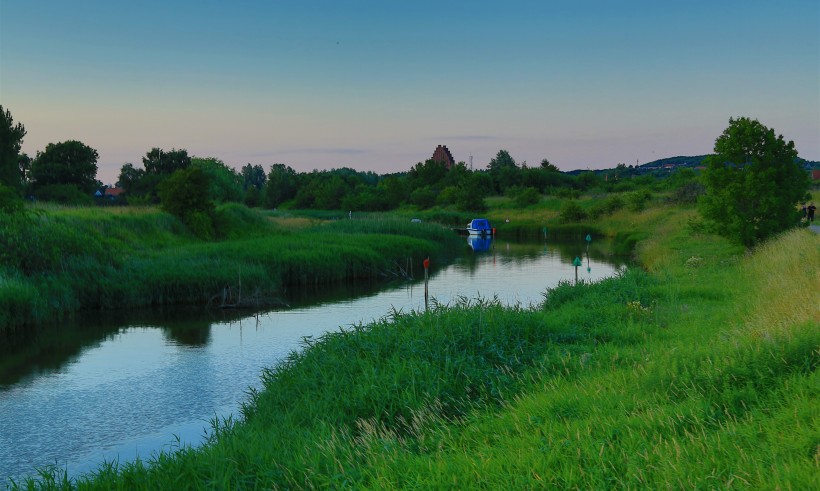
[540,158,559,172]
[158,167,215,238]
[265,163,297,208]
[241,163,266,190]
[1,105,26,189]
[143,148,191,175]
[699,117,809,247]
[191,157,243,203]
[487,149,521,193]
[408,159,448,189]
[30,140,99,193]
[117,162,146,194]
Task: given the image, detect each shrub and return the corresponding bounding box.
[0,183,24,214]
[626,190,651,212]
[34,184,93,205]
[559,200,587,223]
[513,187,540,207]
[158,167,215,239]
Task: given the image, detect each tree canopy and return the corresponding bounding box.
[143,148,191,175]
[30,140,99,193]
[0,105,26,189]
[699,117,809,246]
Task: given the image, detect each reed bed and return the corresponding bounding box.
[0,206,460,334]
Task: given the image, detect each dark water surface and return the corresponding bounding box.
[0,237,625,483]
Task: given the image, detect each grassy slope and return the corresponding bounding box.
[11,201,820,490]
[0,205,460,333]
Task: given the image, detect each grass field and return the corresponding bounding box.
[9,199,817,489]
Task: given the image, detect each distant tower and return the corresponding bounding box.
[469,154,473,170]
[431,145,455,169]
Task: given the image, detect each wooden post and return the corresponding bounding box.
[423,257,430,310]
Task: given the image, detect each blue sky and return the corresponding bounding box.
[2,0,818,184]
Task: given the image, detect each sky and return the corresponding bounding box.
[2,0,818,185]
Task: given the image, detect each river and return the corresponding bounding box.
[0,235,625,484]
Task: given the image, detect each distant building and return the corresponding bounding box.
[105,187,124,199]
[431,145,455,169]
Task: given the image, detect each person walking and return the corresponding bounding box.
[808,202,816,223]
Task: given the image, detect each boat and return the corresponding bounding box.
[466,218,493,236]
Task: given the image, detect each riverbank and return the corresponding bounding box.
[12,201,817,489]
[0,204,462,335]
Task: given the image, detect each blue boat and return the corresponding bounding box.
[466,218,493,236]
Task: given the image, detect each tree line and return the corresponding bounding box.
[1,105,811,246]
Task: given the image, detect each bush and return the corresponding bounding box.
[408,187,437,209]
[589,195,625,217]
[626,190,651,212]
[0,183,24,214]
[158,167,215,239]
[513,187,540,207]
[34,184,93,205]
[559,200,587,223]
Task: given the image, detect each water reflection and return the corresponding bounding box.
[0,237,627,483]
[467,236,493,252]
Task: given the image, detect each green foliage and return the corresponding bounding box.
[408,186,437,209]
[408,159,448,189]
[158,167,215,239]
[699,117,809,246]
[626,189,652,212]
[0,208,458,333]
[576,170,601,190]
[7,202,818,489]
[0,105,26,189]
[589,194,625,217]
[142,148,191,175]
[212,203,271,239]
[240,163,266,190]
[540,158,559,172]
[33,184,94,205]
[30,140,99,194]
[559,199,587,222]
[513,187,540,207]
[487,149,521,193]
[242,186,262,207]
[0,183,24,214]
[264,163,297,208]
[341,185,392,212]
[191,157,243,203]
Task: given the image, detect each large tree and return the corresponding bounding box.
[265,163,297,208]
[0,105,26,189]
[487,149,521,193]
[699,117,809,247]
[241,163,267,190]
[143,148,191,175]
[191,157,243,203]
[30,140,99,193]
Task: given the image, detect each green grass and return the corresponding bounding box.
[0,206,461,334]
[9,199,817,490]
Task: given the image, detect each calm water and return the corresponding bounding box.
[0,237,625,483]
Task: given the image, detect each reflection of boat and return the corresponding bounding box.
[467,236,493,252]
[467,218,493,236]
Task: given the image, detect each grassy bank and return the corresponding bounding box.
[13,201,817,489]
[0,204,461,334]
